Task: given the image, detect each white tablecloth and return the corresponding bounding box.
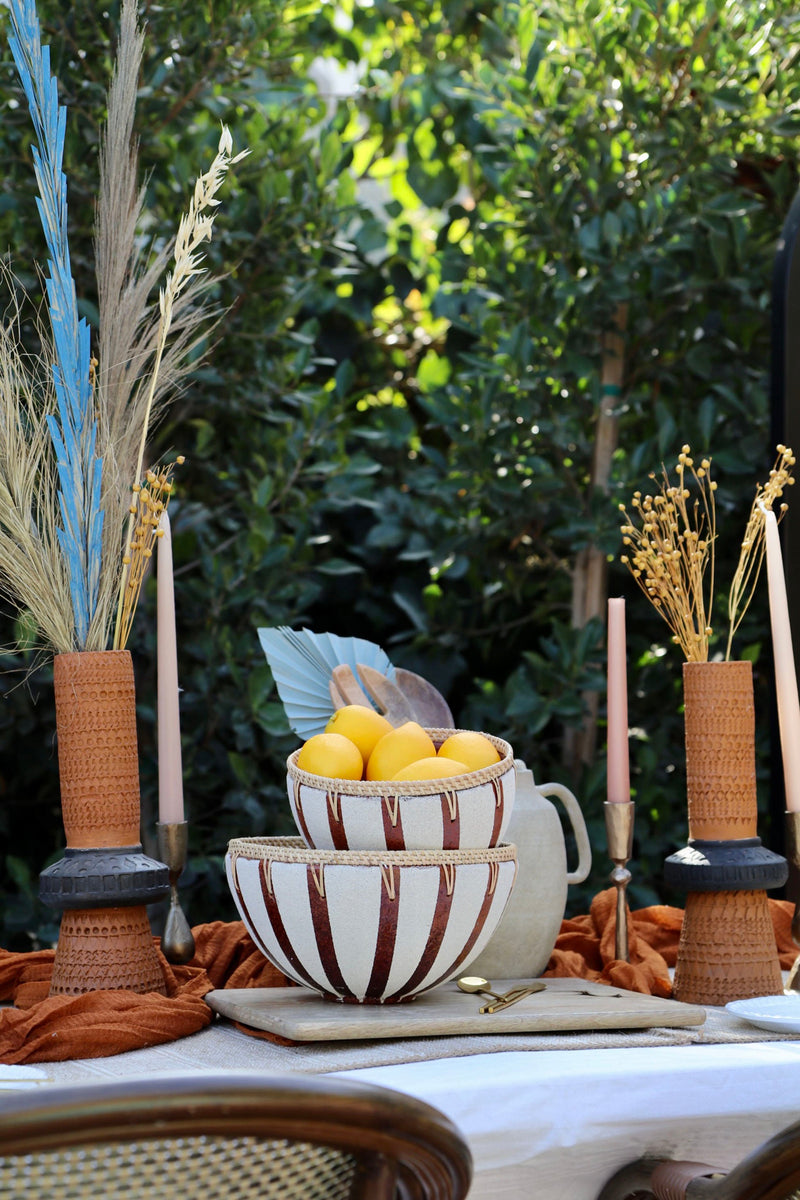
[27,1027,800,1199]
[342,1041,800,1198]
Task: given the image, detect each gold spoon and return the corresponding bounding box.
[457,976,509,1003]
[456,976,545,1013]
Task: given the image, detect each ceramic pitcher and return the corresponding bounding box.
[468,759,591,980]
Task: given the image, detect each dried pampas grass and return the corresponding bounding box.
[0,281,74,651]
[111,124,249,648]
[0,0,246,655]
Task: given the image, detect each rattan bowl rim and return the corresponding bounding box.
[286,727,513,796]
[227,835,517,867]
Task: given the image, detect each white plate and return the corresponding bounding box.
[725,994,800,1034]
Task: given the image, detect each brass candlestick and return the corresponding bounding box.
[604,801,635,961]
[156,821,196,965]
[785,811,800,993]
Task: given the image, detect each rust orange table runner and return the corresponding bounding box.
[0,891,795,1064]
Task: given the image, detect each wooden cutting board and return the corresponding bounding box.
[205,977,705,1042]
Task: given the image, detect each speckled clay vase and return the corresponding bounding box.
[226,836,517,1003]
[46,651,167,997]
[287,729,515,852]
[672,661,784,1006]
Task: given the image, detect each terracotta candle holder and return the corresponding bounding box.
[39,651,169,996]
[665,661,787,1006]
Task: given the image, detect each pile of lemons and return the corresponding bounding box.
[295,705,501,782]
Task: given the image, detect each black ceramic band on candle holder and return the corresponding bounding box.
[40,845,169,911]
[784,811,800,992]
[156,821,195,964]
[664,838,789,890]
[604,801,635,962]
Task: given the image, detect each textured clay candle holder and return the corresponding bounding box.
[40,651,169,996]
[664,661,787,1006]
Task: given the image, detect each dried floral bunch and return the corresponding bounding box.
[0,0,246,656]
[115,458,185,653]
[619,444,795,662]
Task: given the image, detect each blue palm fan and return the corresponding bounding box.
[9,0,104,648]
[258,627,395,739]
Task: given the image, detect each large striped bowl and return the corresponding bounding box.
[286,728,515,852]
[226,837,517,1004]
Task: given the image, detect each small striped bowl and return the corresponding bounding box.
[226,837,517,1004]
[286,728,515,852]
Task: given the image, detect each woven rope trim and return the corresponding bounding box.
[227,835,517,867]
[0,1135,357,1200]
[287,727,513,794]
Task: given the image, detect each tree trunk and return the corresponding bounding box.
[564,303,628,770]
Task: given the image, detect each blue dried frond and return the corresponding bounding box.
[8,0,104,648]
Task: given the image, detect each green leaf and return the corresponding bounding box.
[319,130,342,178]
[417,350,452,391]
[314,559,364,576]
[698,396,716,444]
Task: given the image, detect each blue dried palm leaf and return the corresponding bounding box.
[258,627,395,739]
[8,0,104,647]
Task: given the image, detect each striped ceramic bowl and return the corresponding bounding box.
[286,729,515,852]
[226,837,517,1004]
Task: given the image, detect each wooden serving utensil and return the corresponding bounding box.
[329,664,415,723]
[328,664,375,711]
[329,662,454,728]
[389,667,454,727]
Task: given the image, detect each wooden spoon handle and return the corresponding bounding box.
[355,663,416,724]
[330,664,374,709]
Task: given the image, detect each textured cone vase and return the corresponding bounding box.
[40,651,169,996]
[666,661,787,1006]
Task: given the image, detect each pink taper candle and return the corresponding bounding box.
[157,510,185,824]
[607,597,631,803]
[764,508,800,812]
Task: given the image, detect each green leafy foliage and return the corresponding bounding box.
[0,0,798,946]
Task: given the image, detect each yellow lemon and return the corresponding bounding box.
[324,704,393,765]
[392,756,469,782]
[437,731,501,772]
[296,732,364,780]
[366,721,436,781]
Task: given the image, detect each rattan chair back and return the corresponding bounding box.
[0,1072,472,1200]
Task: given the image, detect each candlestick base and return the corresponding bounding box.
[784,812,800,994]
[156,822,196,965]
[604,801,635,962]
[664,838,788,1005]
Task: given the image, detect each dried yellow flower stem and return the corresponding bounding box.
[115,458,183,652]
[620,445,716,662]
[725,444,796,659]
[620,443,795,662]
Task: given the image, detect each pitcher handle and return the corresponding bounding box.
[538,781,592,885]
